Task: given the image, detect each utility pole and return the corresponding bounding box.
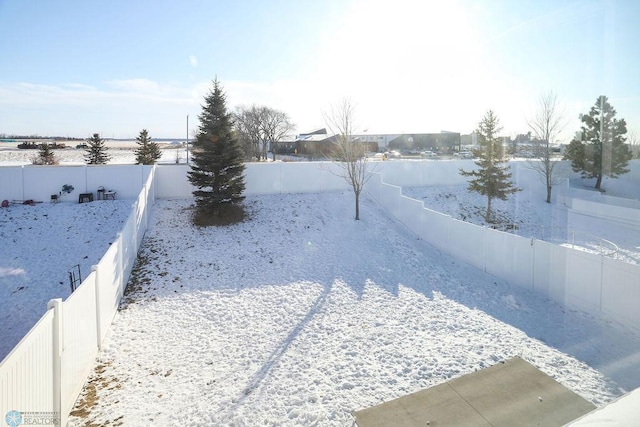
[600,96,610,178]
[186,114,189,164]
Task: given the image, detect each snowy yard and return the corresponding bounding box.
[0,200,132,360]
[67,191,640,426]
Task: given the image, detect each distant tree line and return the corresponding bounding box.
[19,141,68,149]
[1,133,83,140]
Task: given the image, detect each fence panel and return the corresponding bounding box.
[396,195,425,232]
[446,219,485,270]
[376,178,402,209]
[86,165,145,200]
[485,230,534,289]
[22,165,86,203]
[0,310,55,423]
[96,239,124,343]
[120,213,137,281]
[60,278,99,425]
[0,166,24,201]
[244,163,283,194]
[146,167,156,205]
[571,198,640,230]
[602,258,640,329]
[532,240,566,300]
[134,187,148,249]
[154,165,193,198]
[564,249,603,312]
[419,209,452,248]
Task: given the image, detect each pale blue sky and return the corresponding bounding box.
[0,0,638,140]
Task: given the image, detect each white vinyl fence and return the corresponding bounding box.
[0,167,156,427]
[558,182,640,231]
[366,171,640,331]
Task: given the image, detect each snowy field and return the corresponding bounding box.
[0,143,187,166]
[66,191,640,426]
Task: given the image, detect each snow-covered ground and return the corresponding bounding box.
[0,143,187,165]
[64,191,640,426]
[2,148,639,425]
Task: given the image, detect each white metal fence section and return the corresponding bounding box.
[0,166,156,426]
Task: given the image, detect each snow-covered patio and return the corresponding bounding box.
[68,192,640,426]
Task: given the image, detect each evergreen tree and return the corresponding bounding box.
[84,133,111,164]
[187,79,246,225]
[460,110,520,222]
[134,129,162,164]
[32,143,59,165]
[563,96,631,190]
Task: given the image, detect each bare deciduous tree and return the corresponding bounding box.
[260,108,295,162]
[323,99,374,220]
[234,105,295,161]
[628,130,640,159]
[234,105,264,161]
[527,91,567,203]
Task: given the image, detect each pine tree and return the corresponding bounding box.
[460,110,520,222]
[564,96,632,190]
[187,79,246,225]
[134,129,162,164]
[32,143,59,165]
[84,133,111,165]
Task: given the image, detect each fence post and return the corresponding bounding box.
[132,204,138,252]
[117,233,125,300]
[92,265,102,349]
[143,184,149,233]
[483,226,488,273]
[47,298,63,427]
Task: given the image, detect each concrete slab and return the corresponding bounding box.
[354,357,596,427]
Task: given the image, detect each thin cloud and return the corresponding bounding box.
[107,79,162,94]
[0,80,202,137]
[190,55,198,67]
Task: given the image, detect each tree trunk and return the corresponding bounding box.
[355,193,360,220]
[546,185,552,203]
[485,196,492,222]
[595,174,603,190]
